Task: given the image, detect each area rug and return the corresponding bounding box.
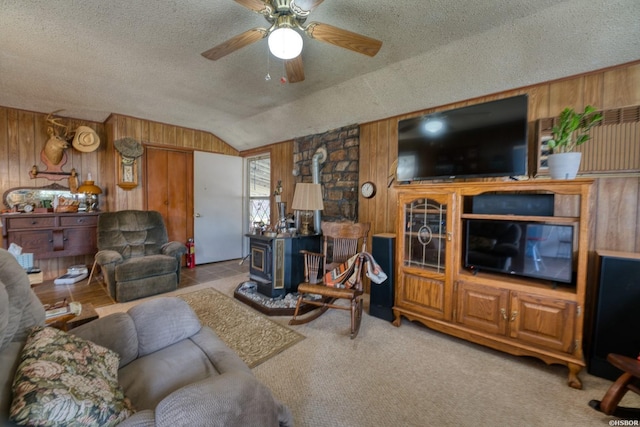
[178,287,305,368]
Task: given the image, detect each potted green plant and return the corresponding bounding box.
[546,105,603,179]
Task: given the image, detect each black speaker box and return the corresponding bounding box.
[471,194,554,216]
[370,234,395,322]
[587,253,640,381]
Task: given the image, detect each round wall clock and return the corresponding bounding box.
[360,181,376,199]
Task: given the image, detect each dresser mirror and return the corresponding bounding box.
[2,183,75,210]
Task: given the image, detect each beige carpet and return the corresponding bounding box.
[96,274,640,426]
[94,274,304,368]
[177,288,304,368]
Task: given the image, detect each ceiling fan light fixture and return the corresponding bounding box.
[268,27,303,60]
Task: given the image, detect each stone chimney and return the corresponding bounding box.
[293,124,359,222]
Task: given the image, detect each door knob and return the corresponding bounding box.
[195,213,201,218]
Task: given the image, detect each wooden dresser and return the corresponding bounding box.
[1,212,99,259]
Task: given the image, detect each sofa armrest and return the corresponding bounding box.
[154,371,293,427]
[95,249,123,266]
[127,297,201,357]
[189,326,252,375]
[161,241,187,258]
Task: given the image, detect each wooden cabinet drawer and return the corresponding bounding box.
[59,215,98,227]
[1,212,99,259]
[5,216,56,229]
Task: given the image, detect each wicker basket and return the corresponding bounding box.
[55,205,79,213]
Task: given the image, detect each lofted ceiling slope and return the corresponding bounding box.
[0,0,639,151]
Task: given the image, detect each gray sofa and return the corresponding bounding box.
[0,248,292,426]
[96,210,188,302]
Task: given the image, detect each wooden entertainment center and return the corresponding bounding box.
[393,179,592,388]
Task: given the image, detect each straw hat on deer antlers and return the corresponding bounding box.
[72,126,100,153]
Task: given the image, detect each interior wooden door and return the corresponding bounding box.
[144,146,193,248]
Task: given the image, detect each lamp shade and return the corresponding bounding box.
[268,27,303,60]
[77,180,102,195]
[291,183,324,211]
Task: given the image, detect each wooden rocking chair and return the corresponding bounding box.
[289,221,370,339]
[589,353,640,418]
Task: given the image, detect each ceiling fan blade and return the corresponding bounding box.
[285,56,305,83]
[201,28,268,61]
[292,0,324,12]
[234,0,271,14]
[305,22,382,57]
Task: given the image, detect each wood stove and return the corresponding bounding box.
[247,234,320,298]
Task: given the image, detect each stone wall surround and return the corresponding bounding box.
[293,124,359,222]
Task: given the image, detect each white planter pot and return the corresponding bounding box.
[547,152,582,180]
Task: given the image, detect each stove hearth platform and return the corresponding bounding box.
[234,281,318,316]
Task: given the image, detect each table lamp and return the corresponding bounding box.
[78,177,102,212]
[291,183,324,235]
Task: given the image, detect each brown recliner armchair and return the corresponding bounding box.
[95,210,187,302]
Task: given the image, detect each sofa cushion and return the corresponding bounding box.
[115,255,177,282]
[9,327,134,427]
[71,312,140,368]
[154,371,292,427]
[119,338,219,411]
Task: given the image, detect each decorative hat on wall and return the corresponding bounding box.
[114,137,144,159]
[72,126,100,152]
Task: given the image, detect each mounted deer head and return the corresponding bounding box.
[43,111,70,165]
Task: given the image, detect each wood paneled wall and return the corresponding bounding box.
[2,61,639,280]
[0,109,238,278]
[0,107,107,278]
[358,61,640,256]
[106,114,238,212]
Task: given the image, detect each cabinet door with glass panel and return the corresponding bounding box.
[401,193,453,272]
[395,192,454,321]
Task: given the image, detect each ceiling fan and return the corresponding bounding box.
[201,0,383,83]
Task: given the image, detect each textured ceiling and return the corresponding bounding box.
[0,0,639,151]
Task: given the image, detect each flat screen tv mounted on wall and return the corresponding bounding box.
[397,94,528,181]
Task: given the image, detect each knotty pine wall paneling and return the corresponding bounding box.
[0,107,107,279]
[356,60,640,270]
[0,107,236,279]
[106,113,239,213]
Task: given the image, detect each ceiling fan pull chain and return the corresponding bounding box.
[265,48,271,81]
[280,60,288,84]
